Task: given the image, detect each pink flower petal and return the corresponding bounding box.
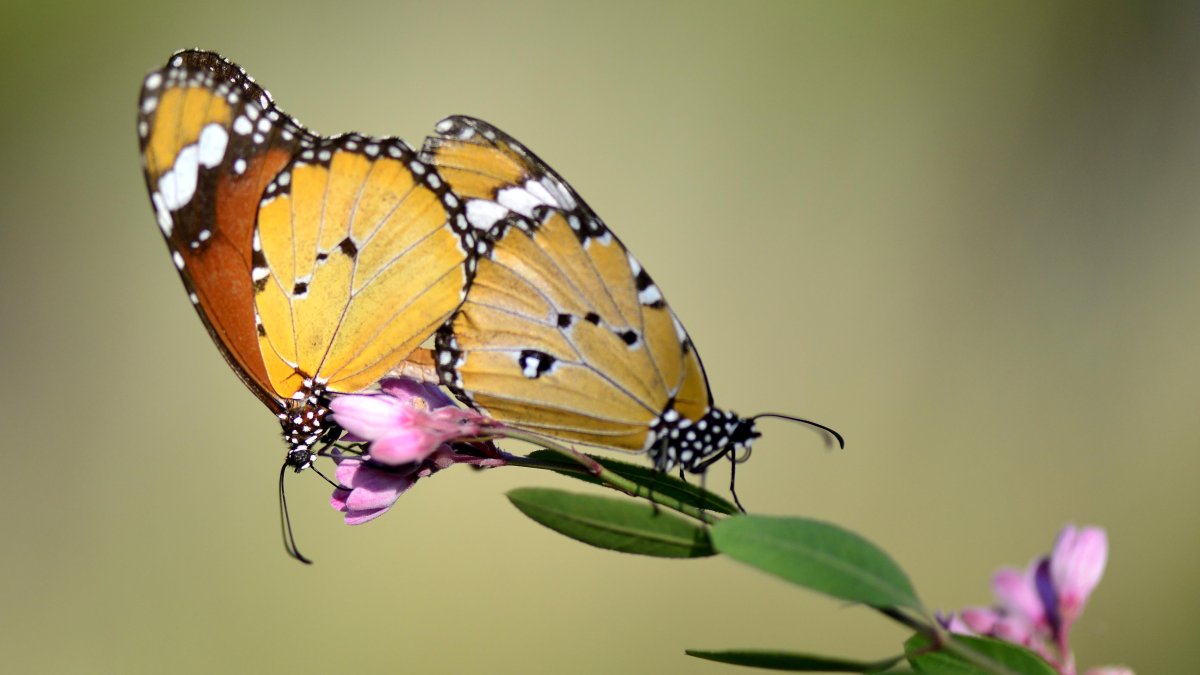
[1084,667,1135,675]
[343,481,402,511]
[992,563,1047,627]
[369,428,440,465]
[343,507,391,525]
[992,616,1034,645]
[379,378,455,409]
[330,489,350,511]
[960,607,1000,634]
[329,459,416,524]
[330,394,414,438]
[334,459,364,485]
[1051,525,1108,623]
[341,466,413,509]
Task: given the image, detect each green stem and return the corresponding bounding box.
[497,429,721,525]
[876,607,1024,675]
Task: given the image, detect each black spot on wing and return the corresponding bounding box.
[518,350,556,379]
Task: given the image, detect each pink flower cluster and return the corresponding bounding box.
[940,525,1130,675]
[326,378,508,524]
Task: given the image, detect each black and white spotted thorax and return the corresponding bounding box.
[648,403,760,473]
[278,380,337,470]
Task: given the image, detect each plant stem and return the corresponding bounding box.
[874,607,1025,675]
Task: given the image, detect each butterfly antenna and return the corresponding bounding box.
[751,413,845,449]
[278,462,313,565]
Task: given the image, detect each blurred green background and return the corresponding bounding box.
[2,1,1196,673]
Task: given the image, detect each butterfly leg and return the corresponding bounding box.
[728,454,747,513]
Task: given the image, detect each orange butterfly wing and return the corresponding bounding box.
[138,50,313,412]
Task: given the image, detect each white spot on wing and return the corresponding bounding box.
[671,312,688,342]
[544,176,577,210]
[524,179,556,207]
[172,251,185,269]
[627,253,643,276]
[496,186,546,217]
[522,359,540,378]
[197,124,228,169]
[233,116,253,135]
[160,145,199,210]
[638,284,663,306]
[465,200,509,231]
[152,192,172,236]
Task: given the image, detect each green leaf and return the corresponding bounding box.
[904,634,1056,675]
[507,487,715,558]
[525,449,739,514]
[711,515,922,611]
[686,648,903,672]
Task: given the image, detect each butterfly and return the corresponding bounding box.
[423,116,841,478]
[138,50,474,472]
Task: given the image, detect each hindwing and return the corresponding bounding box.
[424,117,713,453]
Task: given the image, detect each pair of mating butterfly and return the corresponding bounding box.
[138,49,840,499]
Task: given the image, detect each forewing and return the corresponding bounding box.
[253,135,472,399]
[138,49,313,411]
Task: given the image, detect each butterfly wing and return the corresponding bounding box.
[138,50,313,411]
[424,117,713,453]
[252,135,473,399]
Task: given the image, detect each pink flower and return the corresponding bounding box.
[1083,668,1134,675]
[327,378,508,524]
[938,524,1115,675]
[331,378,502,465]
